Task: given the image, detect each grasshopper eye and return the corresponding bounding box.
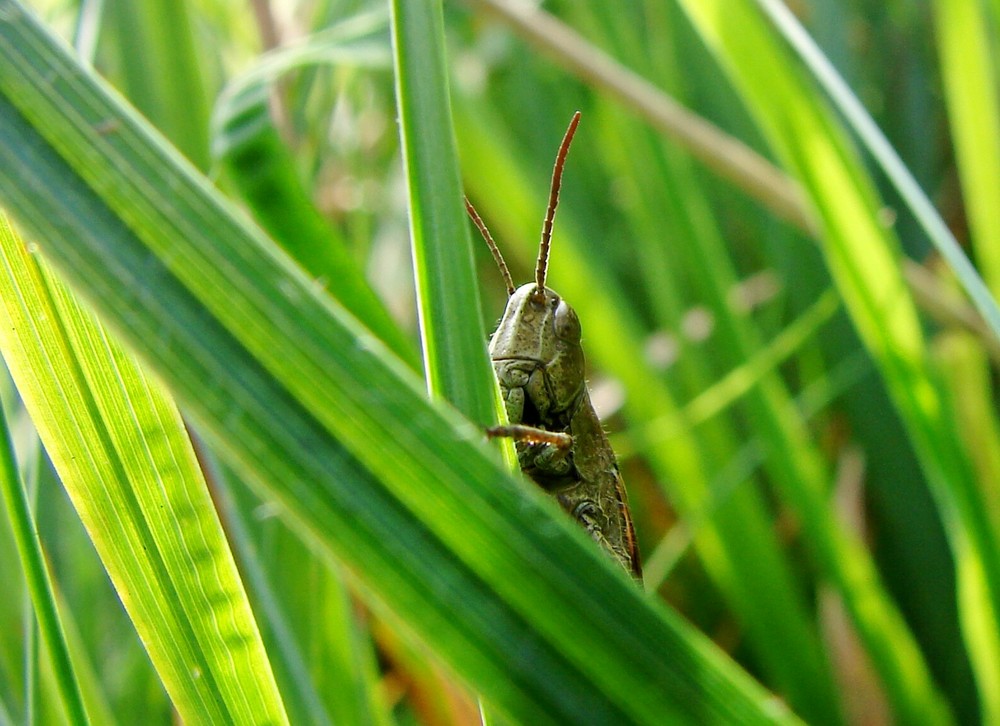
[553,300,581,342]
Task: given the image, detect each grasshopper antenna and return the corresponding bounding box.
[535,111,581,301]
[465,196,516,296]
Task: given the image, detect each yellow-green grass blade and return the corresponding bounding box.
[749,0,1000,341]
[0,2,799,722]
[929,22,1000,710]
[750,0,1000,718]
[0,219,288,723]
[933,0,1000,297]
[935,332,1000,534]
[933,330,1000,721]
[0,318,88,725]
[680,0,1000,721]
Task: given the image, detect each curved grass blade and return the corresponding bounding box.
[0,218,289,724]
[750,0,1000,343]
[678,0,1000,721]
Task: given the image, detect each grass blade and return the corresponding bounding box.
[932,0,1000,297]
[0,218,288,723]
[751,0,1000,343]
[0,280,88,724]
[390,0,497,424]
[678,0,1000,721]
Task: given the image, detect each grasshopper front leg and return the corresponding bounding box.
[486,424,572,449]
[486,424,574,479]
[490,424,634,574]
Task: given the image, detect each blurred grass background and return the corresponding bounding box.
[2,0,999,723]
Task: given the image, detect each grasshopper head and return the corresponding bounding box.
[466,112,585,417]
[488,282,585,416]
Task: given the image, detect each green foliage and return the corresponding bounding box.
[0,0,998,723]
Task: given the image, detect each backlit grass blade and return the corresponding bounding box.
[750,0,1000,342]
[678,0,999,721]
[0,217,288,724]
[0,313,87,725]
[932,0,1000,297]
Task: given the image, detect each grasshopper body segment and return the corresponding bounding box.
[467,113,641,580]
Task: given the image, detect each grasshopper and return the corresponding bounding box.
[465,112,642,580]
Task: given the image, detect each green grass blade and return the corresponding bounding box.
[751,0,1000,343]
[0,307,88,725]
[210,13,417,368]
[0,2,795,722]
[390,0,497,424]
[932,0,1000,295]
[101,0,210,169]
[678,0,1000,721]
[754,1,1000,717]
[0,218,289,724]
[928,4,1000,717]
[48,584,120,726]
